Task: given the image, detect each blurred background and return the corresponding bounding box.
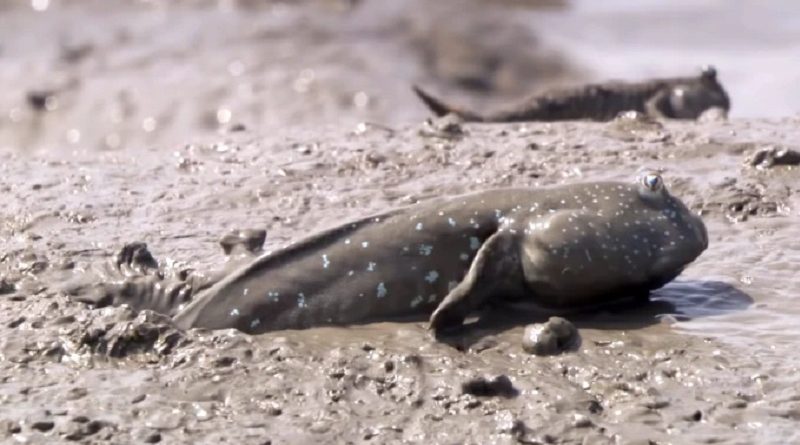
[1,0,798,152]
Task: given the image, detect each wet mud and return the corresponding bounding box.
[2,1,800,444]
[3,118,800,444]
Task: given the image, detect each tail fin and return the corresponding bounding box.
[412,85,483,122]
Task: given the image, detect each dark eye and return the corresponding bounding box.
[642,173,663,192]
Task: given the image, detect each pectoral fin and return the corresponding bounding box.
[429,230,520,334]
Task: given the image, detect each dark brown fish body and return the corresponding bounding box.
[414,66,730,122]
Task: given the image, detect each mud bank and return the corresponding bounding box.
[2,118,800,444]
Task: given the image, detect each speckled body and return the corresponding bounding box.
[173,175,708,334]
[414,66,730,122]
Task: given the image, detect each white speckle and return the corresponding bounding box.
[229,308,240,317]
[419,244,433,256]
[348,270,354,276]
[297,293,308,308]
[469,237,481,250]
[367,262,376,272]
[377,282,388,298]
[267,291,280,302]
[374,217,381,222]
[250,318,261,328]
[322,254,330,268]
[438,211,444,216]
[448,217,456,227]
[344,239,351,244]
[410,295,424,308]
[584,249,592,262]
[459,253,469,261]
[425,270,439,283]
[362,241,369,248]
[416,222,423,230]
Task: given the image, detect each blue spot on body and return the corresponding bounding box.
[459,253,469,261]
[447,217,456,227]
[419,244,433,256]
[367,262,377,272]
[469,237,481,250]
[250,318,261,328]
[297,293,308,308]
[424,270,439,283]
[377,282,388,298]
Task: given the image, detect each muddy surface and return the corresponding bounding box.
[2,1,800,444]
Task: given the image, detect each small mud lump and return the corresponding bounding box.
[461,375,518,398]
[747,147,800,169]
[522,316,580,356]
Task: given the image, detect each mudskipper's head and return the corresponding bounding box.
[669,65,731,119]
[629,171,708,285]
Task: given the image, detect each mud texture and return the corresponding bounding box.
[3,117,800,444]
[2,1,800,445]
[522,317,581,356]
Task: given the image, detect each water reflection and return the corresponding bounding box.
[434,280,754,349]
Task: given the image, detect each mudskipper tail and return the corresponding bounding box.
[412,85,484,122]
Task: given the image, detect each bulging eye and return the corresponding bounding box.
[642,173,663,192]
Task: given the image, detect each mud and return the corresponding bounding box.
[522,317,581,356]
[2,1,800,445]
[4,116,800,444]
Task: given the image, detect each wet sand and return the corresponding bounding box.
[2,1,800,444]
